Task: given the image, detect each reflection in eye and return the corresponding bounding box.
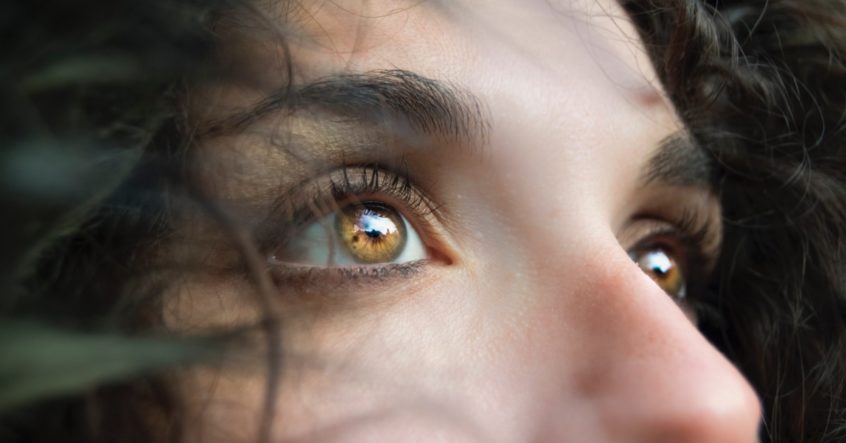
[631,247,686,300]
[283,201,427,266]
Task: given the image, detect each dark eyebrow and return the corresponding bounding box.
[641,133,713,189]
[208,71,707,188]
[210,69,489,147]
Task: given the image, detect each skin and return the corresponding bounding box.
[162,0,762,441]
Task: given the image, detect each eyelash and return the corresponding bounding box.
[264,163,440,281]
[265,164,720,309]
[630,209,718,306]
[327,163,437,218]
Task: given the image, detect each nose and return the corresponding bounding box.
[538,245,762,442]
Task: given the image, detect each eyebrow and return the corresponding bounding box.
[211,69,711,190]
[212,69,490,147]
[642,133,713,189]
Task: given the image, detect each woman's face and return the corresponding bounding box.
[167,0,762,441]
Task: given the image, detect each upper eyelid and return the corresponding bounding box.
[253,165,442,254]
[624,206,719,249]
[627,217,719,278]
[625,188,722,252]
[330,165,437,214]
[630,226,698,262]
[321,165,442,224]
[626,223,717,312]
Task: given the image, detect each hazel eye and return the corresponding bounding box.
[336,203,408,263]
[279,201,427,266]
[630,247,686,300]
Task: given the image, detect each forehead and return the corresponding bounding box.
[223,0,664,100]
[204,0,682,221]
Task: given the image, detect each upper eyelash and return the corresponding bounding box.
[326,163,438,218]
[635,207,718,263]
[633,208,720,307]
[672,208,721,275]
[257,162,439,256]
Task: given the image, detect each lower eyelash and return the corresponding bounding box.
[269,260,427,290]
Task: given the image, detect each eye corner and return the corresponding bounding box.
[424,242,456,266]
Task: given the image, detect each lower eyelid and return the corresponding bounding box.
[268,259,429,290]
[259,165,458,282]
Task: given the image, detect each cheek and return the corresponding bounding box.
[164,273,488,439]
[165,235,741,443]
[168,266,573,442]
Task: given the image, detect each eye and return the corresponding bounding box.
[277,201,427,266]
[630,246,687,300]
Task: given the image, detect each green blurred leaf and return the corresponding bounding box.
[19,55,142,93]
[2,139,141,204]
[0,321,212,412]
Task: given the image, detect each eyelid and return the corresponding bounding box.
[268,259,428,289]
[621,212,720,318]
[258,164,453,274]
[624,216,717,271]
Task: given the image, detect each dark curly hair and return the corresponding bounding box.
[2,0,845,442]
[623,1,846,440]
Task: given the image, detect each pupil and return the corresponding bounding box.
[644,250,672,277]
[336,203,407,264]
[358,210,397,240]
